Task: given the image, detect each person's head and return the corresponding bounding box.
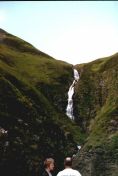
[44,158,54,171]
[64,157,72,168]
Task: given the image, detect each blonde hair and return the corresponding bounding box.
[44,158,54,168]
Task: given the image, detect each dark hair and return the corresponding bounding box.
[44,158,54,168]
[64,157,72,167]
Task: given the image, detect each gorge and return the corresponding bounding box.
[0,28,117,176]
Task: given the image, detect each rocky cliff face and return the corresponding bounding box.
[73,146,118,176]
[72,53,118,176]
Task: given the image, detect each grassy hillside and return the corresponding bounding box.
[0,29,85,176]
[0,28,117,176]
[73,53,118,176]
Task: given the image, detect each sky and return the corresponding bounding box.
[0,1,118,65]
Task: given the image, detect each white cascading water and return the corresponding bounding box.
[66,69,80,120]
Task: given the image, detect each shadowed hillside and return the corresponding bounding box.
[0,28,84,176]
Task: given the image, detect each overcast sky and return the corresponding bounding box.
[0,1,118,65]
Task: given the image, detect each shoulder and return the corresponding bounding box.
[57,168,82,176]
[72,169,82,176]
[42,170,49,176]
[57,170,63,176]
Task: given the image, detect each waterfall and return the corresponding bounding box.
[66,69,80,120]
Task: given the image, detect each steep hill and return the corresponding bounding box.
[0,29,84,176]
[0,28,117,176]
[73,53,118,176]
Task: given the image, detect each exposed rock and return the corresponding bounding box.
[73,146,118,176]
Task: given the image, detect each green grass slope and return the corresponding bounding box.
[0,29,84,176]
[73,53,118,176]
